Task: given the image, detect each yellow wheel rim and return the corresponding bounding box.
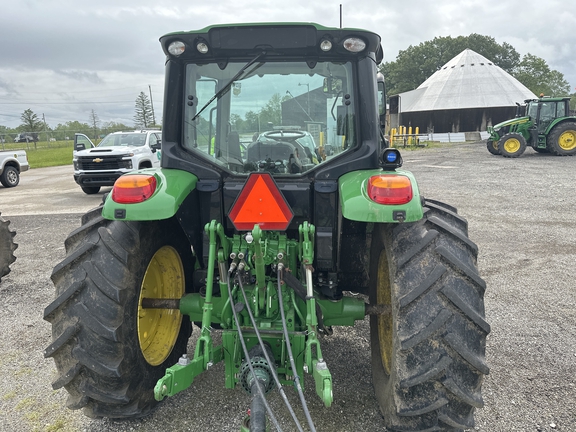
[138,245,184,366]
[558,130,576,151]
[503,138,520,153]
[376,251,393,375]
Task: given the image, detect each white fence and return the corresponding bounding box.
[426,131,490,143]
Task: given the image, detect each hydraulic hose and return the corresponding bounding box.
[277,267,317,432]
[226,273,283,432]
[236,273,305,432]
[250,381,267,432]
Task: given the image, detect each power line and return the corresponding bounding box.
[1,86,162,95]
[0,101,136,105]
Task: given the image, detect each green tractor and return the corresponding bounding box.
[44,23,489,431]
[487,96,576,157]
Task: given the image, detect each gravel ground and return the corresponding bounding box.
[0,142,575,431]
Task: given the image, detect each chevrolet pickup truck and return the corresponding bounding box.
[73,130,161,194]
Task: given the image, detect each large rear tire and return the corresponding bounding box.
[547,122,576,156]
[498,132,526,158]
[369,199,489,431]
[44,207,193,418]
[0,212,17,283]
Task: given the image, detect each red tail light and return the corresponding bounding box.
[367,175,413,205]
[112,175,157,204]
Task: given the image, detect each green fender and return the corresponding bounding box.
[545,116,576,134]
[339,169,423,223]
[102,168,198,221]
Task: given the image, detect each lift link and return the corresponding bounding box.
[154,220,227,401]
[300,222,333,408]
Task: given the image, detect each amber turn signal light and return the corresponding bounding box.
[112,175,157,204]
[367,175,413,205]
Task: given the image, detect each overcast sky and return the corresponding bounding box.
[1,0,574,130]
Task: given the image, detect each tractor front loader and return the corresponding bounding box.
[45,23,489,431]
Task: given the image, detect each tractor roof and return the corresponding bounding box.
[160,22,381,61]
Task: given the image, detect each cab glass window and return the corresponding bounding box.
[183,61,355,175]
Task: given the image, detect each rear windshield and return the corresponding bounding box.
[183,60,356,175]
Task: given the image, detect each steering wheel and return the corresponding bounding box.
[261,130,307,141]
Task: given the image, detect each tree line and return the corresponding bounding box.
[0,91,158,141]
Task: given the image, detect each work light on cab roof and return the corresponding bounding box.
[343,37,366,52]
[167,41,185,56]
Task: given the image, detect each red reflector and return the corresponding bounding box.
[229,173,293,231]
[367,175,413,205]
[112,175,157,204]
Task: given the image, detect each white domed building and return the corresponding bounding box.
[389,49,537,134]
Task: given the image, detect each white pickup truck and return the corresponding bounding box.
[73,130,162,194]
[0,150,29,188]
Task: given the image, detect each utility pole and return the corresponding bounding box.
[340,4,342,28]
[42,113,48,149]
[149,85,156,126]
[298,83,310,116]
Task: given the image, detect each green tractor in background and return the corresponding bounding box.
[44,23,489,431]
[487,96,576,158]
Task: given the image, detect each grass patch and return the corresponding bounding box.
[2,390,17,400]
[26,146,74,168]
[15,367,33,377]
[25,411,40,421]
[45,419,67,432]
[15,397,36,410]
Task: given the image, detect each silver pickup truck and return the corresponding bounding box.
[0,150,29,187]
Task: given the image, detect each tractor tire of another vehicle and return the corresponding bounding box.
[547,122,576,156]
[0,212,17,283]
[369,198,490,431]
[497,133,527,158]
[44,208,193,418]
[81,186,101,194]
[486,140,500,155]
[0,166,20,188]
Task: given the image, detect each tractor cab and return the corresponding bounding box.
[160,24,385,183]
[525,97,571,146]
[527,97,569,132]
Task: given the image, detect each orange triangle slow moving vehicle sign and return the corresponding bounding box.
[229,173,294,231]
